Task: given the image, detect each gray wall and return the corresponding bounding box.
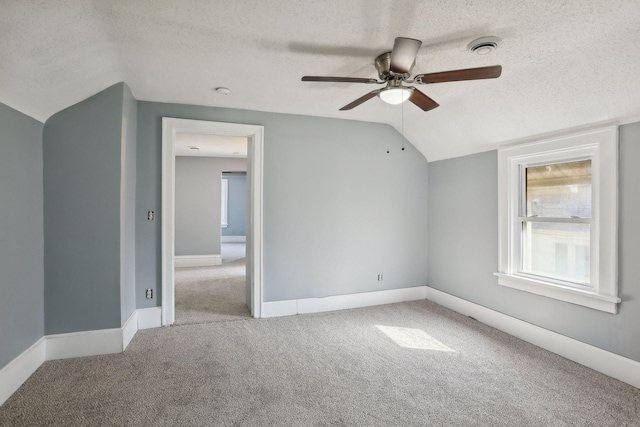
[221,174,247,237]
[175,157,247,256]
[120,85,137,324]
[136,102,429,307]
[44,83,134,334]
[0,103,44,369]
[427,122,640,363]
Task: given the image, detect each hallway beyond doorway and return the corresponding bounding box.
[174,243,250,325]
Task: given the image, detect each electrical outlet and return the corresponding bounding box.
[147,211,154,221]
[146,288,153,299]
[378,274,383,281]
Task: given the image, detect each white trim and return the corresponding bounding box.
[162,118,264,325]
[262,286,428,318]
[0,307,167,406]
[45,308,151,361]
[496,118,631,150]
[494,273,619,313]
[617,114,640,126]
[221,235,246,243]
[248,132,264,319]
[43,307,165,361]
[161,118,175,326]
[174,254,222,268]
[221,178,229,227]
[425,287,640,389]
[122,311,138,351]
[0,337,46,406]
[45,328,124,361]
[262,300,298,318]
[137,307,162,330]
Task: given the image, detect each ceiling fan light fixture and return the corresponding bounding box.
[379,87,412,105]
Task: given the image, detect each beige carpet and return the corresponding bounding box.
[174,244,250,325]
[1,300,639,426]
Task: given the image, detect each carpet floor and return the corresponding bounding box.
[174,243,250,325]
[1,300,638,426]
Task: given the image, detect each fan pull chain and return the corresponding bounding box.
[401,99,405,151]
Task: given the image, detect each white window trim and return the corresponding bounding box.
[496,126,620,313]
[221,178,228,228]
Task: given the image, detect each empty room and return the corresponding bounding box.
[1,1,639,425]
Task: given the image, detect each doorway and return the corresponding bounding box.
[162,118,264,325]
[173,159,248,324]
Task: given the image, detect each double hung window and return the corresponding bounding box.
[496,127,619,313]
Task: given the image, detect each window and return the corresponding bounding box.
[522,160,591,284]
[496,127,619,313]
[221,178,228,228]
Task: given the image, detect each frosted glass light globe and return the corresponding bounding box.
[379,87,412,105]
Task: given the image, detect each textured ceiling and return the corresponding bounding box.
[2,0,640,161]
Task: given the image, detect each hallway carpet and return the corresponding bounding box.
[174,252,250,325]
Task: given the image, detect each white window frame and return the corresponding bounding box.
[495,126,620,313]
[221,178,228,228]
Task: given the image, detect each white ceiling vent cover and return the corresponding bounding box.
[467,36,502,55]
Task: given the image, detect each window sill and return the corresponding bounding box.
[494,273,620,314]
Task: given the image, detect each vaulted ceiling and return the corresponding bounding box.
[2,0,640,160]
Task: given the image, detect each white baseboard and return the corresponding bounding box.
[262,300,298,318]
[122,311,138,350]
[262,286,428,318]
[221,235,246,243]
[174,254,221,267]
[0,307,164,407]
[45,306,165,360]
[137,307,162,329]
[46,327,124,361]
[0,337,46,406]
[425,286,640,389]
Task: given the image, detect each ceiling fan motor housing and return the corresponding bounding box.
[375,52,414,80]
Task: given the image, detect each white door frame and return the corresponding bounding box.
[161,117,264,324]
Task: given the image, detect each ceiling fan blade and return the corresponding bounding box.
[415,65,502,84]
[302,76,380,84]
[390,37,422,74]
[339,90,380,111]
[408,88,439,111]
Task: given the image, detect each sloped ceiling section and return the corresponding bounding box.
[2,0,640,161]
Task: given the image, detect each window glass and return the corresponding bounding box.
[526,160,592,218]
[521,222,590,284]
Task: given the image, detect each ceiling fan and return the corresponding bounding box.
[301,37,502,112]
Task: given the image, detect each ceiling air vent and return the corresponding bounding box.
[467,36,502,55]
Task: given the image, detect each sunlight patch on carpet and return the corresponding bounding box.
[375,325,455,352]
